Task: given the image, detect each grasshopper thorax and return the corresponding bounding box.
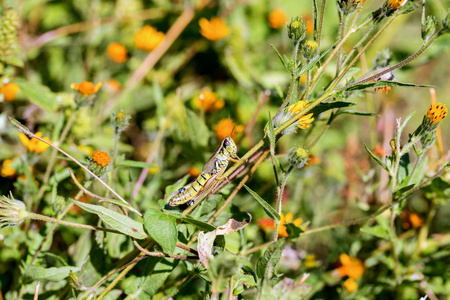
[221,137,238,158]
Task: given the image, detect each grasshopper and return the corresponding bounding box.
[168,136,239,206]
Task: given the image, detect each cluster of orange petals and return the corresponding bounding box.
[194,91,225,112]
[1,159,16,177]
[199,17,230,41]
[337,254,365,292]
[388,0,406,10]
[257,212,306,238]
[91,150,111,168]
[427,103,448,124]
[19,132,51,153]
[134,25,165,51]
[107,42,128,63]
[0,82,19,101]
[71,81,102,96]
[214,119,244,141]
[268,9,287,29]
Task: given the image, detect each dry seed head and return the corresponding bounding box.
[0,195,28,228]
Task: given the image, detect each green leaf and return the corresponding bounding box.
[243,184,280,221]
[310,101,355,117]
[256,239,284,279]
[406,156,428,186]
[285,223,304,239]
[397,153,411,186]
[180,215,216,232]
[360,225,389,239]
[336,80,433,95]
[71,199,146,240]
[143,209,178,253]
[25,266,78,282]
[271,45,289,72]
[14,78,58,111]
[116,160,157,169]
[364,143,389,172]
[186,109,210,148]
[338,110,380,117]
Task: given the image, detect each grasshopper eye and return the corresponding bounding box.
[223,138,230,147]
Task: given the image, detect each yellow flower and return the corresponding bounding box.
[268,9,287,29]
[337,254,365,279]
[214,119,244,141]
[148,164,160,174]
[287,101,315,129]
[199,17,230,41]
[1,159,16,177]
[0,82,19,101]
[426,103,448,124]
[78,145,94,157]
[19,132,51,153]
[91,150,111,168]
[343,278,358,292]
[134,25,165,51]
[194,91,225,112]
[278,212,306,238]
[304,254,317,269]
[107,42,128,63]
[305,40,318,49]
[387,0,407,10]
[71,81,102,96]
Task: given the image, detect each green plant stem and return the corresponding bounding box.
[26,211,123,234]
[414,198,436,258]
[335,11,348,76]
[330,16,396,92]
[338,30,442,92]
[389,205,401,285]
[35,111,78,205]
[317,0,327,47]
[273,167,293,241]
[339,23,377,70]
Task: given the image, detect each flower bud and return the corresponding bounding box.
[337,0,365,15]
[287,17,307,43]
[288,147,309,169]
[422,16,437,43]
[0,195,28,228]
[88,150,111,177]
[111,111,131,133]
[303,40,319,60]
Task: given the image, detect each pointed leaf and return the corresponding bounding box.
[14,78,58,111]
[25,266,79,282]
[116,160,157,169]
[243,184,280,221]
[256,239,284,279]
[364,143,389,172]
[71,199,146,239]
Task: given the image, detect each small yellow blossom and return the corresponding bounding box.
[279,212,306,238]
[387,0,407,10]
[1,160,16,177]
[337,254,365,279]
[78,145,94,157]
[199,17,230,41]
[91,151,111,168]
[290,21,301,29]
[19,132,51,153]
[287,101,315,129]
[107,42,128,63]
[71,81,102,96]
[304,254,317,269]
[0,82,19,101]
[268,9,287,29]
[426,103,448,124]
[194,91,225,112]
[134,25,165,51]
[214,119,244,141]
[148,164,160,174]
[305,40,318,49]
[343,278,358,292]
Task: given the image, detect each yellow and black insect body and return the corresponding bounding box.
[168,137,239,206]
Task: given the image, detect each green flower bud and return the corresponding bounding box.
[288,147,309,169]
[303,40,319,60]
[287,17,307,43]
[337,0,365,15]
[422,16,437,43]
[111,111,131,133]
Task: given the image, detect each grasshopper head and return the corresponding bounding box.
[222,137,237,158]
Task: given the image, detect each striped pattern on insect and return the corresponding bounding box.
[168,136,239,206]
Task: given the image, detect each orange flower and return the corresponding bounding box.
[19,132,51,153]
[343,278,358,292]
[214,119,244,141]
[71,81,102,96]
[268,9,287,29]
[337,254,365,279]
[107,42,128,63]
[257,218,276,232]
[194,91,225,112]
[303,16,314,34]
[376,86,391,94]
[287,101,315,129]
[372,144,387,156]
[426,103,448,124]
[188,166,200,178]
[199,17,230,41]
[1,159,16,177]
[387,0,407,10]
[401,212,424,229]
[105,78,122,93]
[91,150,111,168]
[278,212,306,238]
[0,82,19,101]
[134,25,165,51]
[306,154,321,167]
